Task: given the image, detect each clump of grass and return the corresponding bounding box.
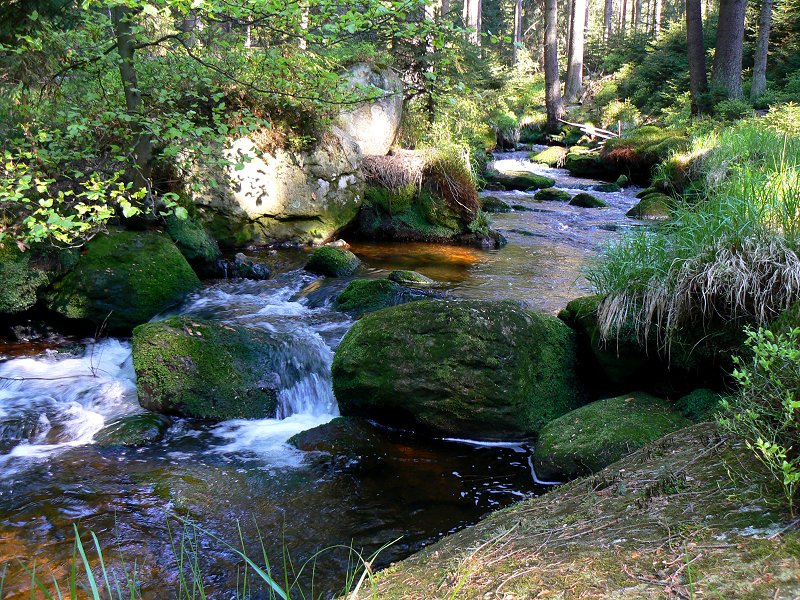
[587,120,800,350]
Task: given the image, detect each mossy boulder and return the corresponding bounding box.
[569,193,607,208]
[533,392,691,480]
[304,246,361,277]
[165,216,221,266]
[288,416,384,456]
[332,299,584,439]
[529,146,567,167]
[534,188,572,202]
[626,193,672,220]
[486,171,556,191]
[388,270,437,287]
[45,231,200,331]
[601,126,688,181]
[480,196,512,213]
[616,174,630,187]
[564,147,610,178]
[0,243,76,315]
[132,316,280,420]
[591,182,621,193]
[636,186,659,199]
[335,278,418,317]
[94,413,172,447]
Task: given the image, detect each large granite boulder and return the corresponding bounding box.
[332,299,584,439]
[337,63,403,156]
[186,128,365,246]
[45,231,200,331]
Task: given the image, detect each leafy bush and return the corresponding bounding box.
[714,98,753,121]
[718,327,800,514]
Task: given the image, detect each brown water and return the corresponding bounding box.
[0,151,643,598]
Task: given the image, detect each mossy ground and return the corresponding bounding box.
[132,316,278,420]
[372,423,800,599]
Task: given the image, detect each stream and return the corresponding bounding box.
[0,151,641,598]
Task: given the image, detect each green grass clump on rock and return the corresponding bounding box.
[534,188,572,202]
[332,299,584,439]
[533,392,690,480]
[304,246,361,277]
[46,231,200,331]
[132,316,279,420]
[569,193,607,208]
[334,278,416,317]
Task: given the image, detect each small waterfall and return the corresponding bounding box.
[0,339,139,471]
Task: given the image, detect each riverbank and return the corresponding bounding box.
[371,422,800,598]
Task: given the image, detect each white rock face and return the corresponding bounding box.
[337,64,403,156]
[187,127,365,245]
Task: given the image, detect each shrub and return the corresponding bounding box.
[601,99,642,131]
[714,98,753,121]
[718,326,800,514]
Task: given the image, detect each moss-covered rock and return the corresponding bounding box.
[0,243,76,315]
[626,193,672,220]
[601,126,688,181]
[132,316,280,420]
[636,186,659,199]
[94,413,172,447]
[304,246,361,277]
[165,216,221,265]
[534,188,572,202]
[480,196,512,213]
[486,171,556,191]
[529,146,567,167]
[591,182,621,193]
[676,388,725,422]
[335,279,418,317]
[569,193,608,208]
[388,270,437,287]
[564,147,610,178]
[288,416,384,455]
[332,299,584,439]
[45,231,200,331]
[533,392,690,480]
[616,174,630,187]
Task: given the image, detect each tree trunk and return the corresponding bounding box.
[564,0,586,102]
[544,0,565,130]
[633,0,642,32]
[463,0,481,44]
[442,0,450,19]
[712,0,746,98]
[110,7,153,199]
[686,0,708,114]
[513,0,523,64]
[621,0,627,34]
[653,0,662,35]
[750,0,773,100]
[604,0,613,41]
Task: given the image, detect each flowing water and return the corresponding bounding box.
[0,151,642,598]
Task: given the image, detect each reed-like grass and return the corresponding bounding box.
[587,117,800,349]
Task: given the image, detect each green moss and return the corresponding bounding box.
[529,146,567,167]
[165,216,221,264]
[602,126,688,176]
[486,170,555,191]
[288,416,384,455]
[534,188,572,202]
[676,388,725,421]
[335,278,416,317]
[332,299,584,439]
[533,392,691,480]
[304,246,361,277]
[626,193,672,220]
[0,243,75,314]
[388,270,436,286]
[616,174,630,187]
[480,196,512,213]
[94,413,172,447]
[364,184,416,214]
[591,182,621,193]
[564,148,609,177]
[45,231,200,331]
[636,186,659,198]
[569,193,608,208]
[132,316,279,420]
[205,213,255,247]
